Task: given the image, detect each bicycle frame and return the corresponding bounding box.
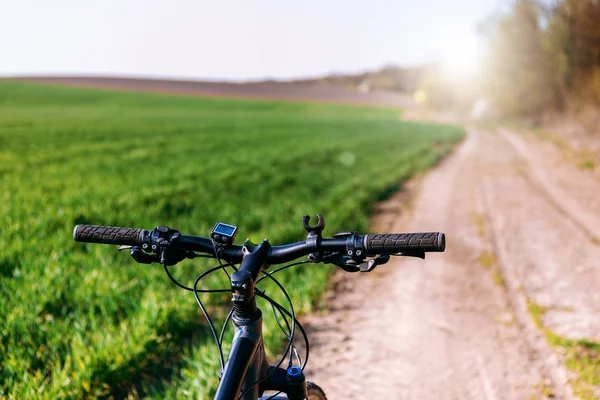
[214,239,308,400]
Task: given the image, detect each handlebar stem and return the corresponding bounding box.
[231,239,271,319]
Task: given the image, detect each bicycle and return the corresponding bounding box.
[73,214,445,399]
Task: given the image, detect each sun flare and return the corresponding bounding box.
[439,34,482,79]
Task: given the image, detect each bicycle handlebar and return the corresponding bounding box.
[73,224,445,265]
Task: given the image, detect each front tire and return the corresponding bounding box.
[307,381,327,400]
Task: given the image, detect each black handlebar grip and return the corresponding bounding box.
[365,232,445,253]
[73,225,146,246]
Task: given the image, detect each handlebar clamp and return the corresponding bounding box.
[345,232,367,263]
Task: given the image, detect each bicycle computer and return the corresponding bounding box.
[211,222,238,244]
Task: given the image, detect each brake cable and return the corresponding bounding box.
[255,259,311,284]
[256,291,310,400]
[192,263,239,372]
[161,244,313,398]
[163,260,234,294]
[257,293,309,370]
[237,268,299,399]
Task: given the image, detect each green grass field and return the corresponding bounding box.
[0,81,463,398]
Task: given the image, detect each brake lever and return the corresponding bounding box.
[321,252,389,273]
[393,250,426,259]
[119,245,196,266]
[129,246,157,264]
[357,251,424,272]
[324,251,417,273]
[322,253,359,272]
[119,245,157,264]
[358,253,390,272]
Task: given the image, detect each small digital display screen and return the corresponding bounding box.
[214,223,236,237]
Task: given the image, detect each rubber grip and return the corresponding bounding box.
[365,232,445,253]
[73,225,145,246]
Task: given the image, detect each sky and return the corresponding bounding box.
[0,0,505,81]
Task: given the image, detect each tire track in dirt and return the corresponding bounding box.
[473,130,575,400]
[477,128,600,398]
[498,128,600,243]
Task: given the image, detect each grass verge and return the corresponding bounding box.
[528,301,600,399]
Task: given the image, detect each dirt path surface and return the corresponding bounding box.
[303,128,600,399]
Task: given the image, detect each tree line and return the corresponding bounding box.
[483,0,600,121]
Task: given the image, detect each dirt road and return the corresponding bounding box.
[304,128,600,399]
